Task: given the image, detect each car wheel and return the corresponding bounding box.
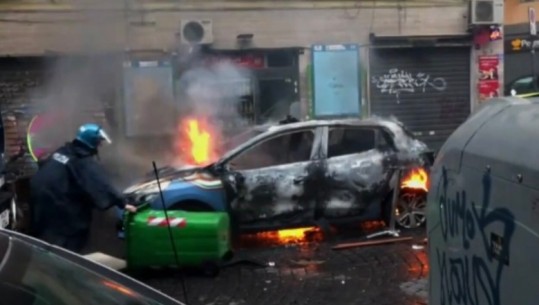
[395,191,427,229]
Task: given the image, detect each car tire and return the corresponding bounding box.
[394,190,427,229]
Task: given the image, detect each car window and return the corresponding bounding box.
[507,76,536,96]
[0,236,173,305]
[229,129,314,170]
[221,128,264,152]
[327,127,376,158]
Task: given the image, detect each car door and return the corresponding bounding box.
[319,125,394,220]
[222,127,323,229]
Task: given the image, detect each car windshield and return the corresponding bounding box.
[220,127,266,152]
[0,232,180,305]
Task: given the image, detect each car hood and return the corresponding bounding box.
[122,164,215,195]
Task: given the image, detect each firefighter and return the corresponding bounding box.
[29,123,137,253]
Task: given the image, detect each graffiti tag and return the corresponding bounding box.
[371,68,447,100]
[436,168,515,305]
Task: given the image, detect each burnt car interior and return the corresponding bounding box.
[229,129,315,171]
[327,127,377,157]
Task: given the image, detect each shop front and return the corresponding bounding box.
[172,48,300,136]
[368,36,472,151]
[504,24,539,96]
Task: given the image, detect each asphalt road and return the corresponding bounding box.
[85,210,429,305]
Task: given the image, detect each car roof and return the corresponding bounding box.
[218,116,429,162]
[255,117,406,133]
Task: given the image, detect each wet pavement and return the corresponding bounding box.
[86,210,429,305]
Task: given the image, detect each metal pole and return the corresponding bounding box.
[366,168,402,239]
[532,49,537,91]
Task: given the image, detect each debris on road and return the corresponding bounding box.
[83,252,126,270]
[411,237,428,250]
[331,236,413,250]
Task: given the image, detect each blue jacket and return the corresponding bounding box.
[30,140,125,236]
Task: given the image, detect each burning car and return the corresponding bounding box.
[117,117,433,237]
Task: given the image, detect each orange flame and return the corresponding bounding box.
[401,168,429,192]
[241,227,323,247]
[180,118,218,166]
[277,227,318,243]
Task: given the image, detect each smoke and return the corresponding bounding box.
[172,60,253,167]
[24,1,255,187]
[25,0,132,186]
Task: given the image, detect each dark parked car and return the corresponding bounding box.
[118,117,433,235]
[0,228,185,305]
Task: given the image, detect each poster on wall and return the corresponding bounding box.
[123,60,176,137]
[311,44,361,118]
[477,55,500,102]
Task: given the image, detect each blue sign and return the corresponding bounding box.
[311,44,361,118]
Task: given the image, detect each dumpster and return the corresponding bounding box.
[125,204,232,275]
[427,96,539,305]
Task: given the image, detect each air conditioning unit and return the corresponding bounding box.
[471,0,504,25]
[180,19,214,45]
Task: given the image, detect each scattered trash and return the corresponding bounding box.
[268,261,275,267]
[332,236,413,250]
[412,244,425,250]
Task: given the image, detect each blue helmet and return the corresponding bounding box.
[75,123,112,149]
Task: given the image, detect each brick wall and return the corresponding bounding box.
[0,4,469,55]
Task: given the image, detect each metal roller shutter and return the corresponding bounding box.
[369,47,471,151]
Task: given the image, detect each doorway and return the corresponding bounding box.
[257,78,296,123]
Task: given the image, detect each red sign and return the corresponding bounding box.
[203,54,265,69]
[477,55,500,102]
[478,55,499,81]
[478,80,500,101]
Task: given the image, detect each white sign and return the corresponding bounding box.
[530,7,537,36]
[0,209,9,228]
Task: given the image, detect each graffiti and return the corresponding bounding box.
[371,68,447,100]
[436,168,515,305]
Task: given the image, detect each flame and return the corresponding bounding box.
[277,227,318,243]
[178,118,219,166]
[401,168,429,192]
[241,227,323,247]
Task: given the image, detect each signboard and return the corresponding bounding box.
[477,55,501,102]
[123,60,176,137]
[311,44,361,118]
[530,7,537,36]
[505,37,539,53]
[203,53,264,69]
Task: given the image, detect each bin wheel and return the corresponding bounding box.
[201,261,220,277]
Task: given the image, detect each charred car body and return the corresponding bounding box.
[117,117,433,236]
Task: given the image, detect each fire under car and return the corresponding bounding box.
[116,117,434,238]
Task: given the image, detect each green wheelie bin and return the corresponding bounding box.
[124,204,233,276]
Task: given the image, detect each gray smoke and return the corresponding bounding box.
[173,60,252,167]
[24,5,254,187]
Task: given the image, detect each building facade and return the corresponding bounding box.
[504,0,539,95]
[0,0,475,167]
